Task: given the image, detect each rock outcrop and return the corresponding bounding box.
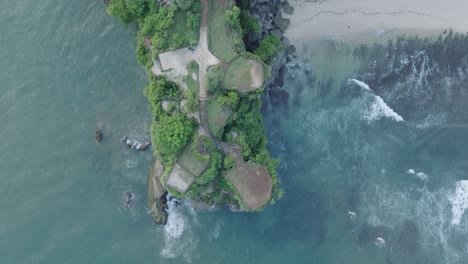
[245,0,295,112]
[147,159,168,225]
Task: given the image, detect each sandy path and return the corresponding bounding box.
[285,0,468,44]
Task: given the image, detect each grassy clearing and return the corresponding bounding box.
[222,56,264,93]
[207,100,232,136]
[178,141,210,177]
[208,0,237,62]
[167,8,199,49]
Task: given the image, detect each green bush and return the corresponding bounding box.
[196,151,222,185]
[207,66,225,93]
[107,0,135,24]
[254,35,283,64]
[186,12,200,30]
[175,0,194,10]
[240,11,260,35]
[151,114,195,164]
[135,39,151,69]
[223,156,235,170]
[216,92,239,109]
[152,31,169,50]
[171,32,187,48]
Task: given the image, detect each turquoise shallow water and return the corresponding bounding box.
[2,1,468,263]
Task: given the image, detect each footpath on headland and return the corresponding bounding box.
[144,0,278,218]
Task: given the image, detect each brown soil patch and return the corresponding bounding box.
[226,163,272,210]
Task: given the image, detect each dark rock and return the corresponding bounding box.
[96,130,102,142]
[150,194,168,225]
[148,159,168,225]
[286,45,296,55]
[124,190,135,209]
[269,29,282,39]
[269,87,289,112]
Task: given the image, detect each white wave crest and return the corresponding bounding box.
[348,211,357,220]
[416,172,429,181]
[375,237,386,248]
[365,95,404,122]
[351,79,371,90]
[449,180,468,226]
[406,169,416,174]
[350,79,404,122]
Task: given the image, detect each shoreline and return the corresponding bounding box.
[285,0,468,47]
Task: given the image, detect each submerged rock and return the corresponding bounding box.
[96,130,102,142]
[123,190,135,209]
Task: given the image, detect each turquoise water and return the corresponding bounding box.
[2,1,468,263]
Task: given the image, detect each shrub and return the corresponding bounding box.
[175,0,193,10]
[172,33,187,48]
[186,12,200,30]
[217,92,239,109]
[223,156,235,170]
[108,0,135,24]
[254,35,283,64]
[151,114,195,164]
[207,66,224,93]
[240,11,260,35]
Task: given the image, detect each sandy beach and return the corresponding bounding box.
[285,0,468,44]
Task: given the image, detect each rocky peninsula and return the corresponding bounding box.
[106,0,291,224]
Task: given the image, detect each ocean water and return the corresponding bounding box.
[2,1,468,264]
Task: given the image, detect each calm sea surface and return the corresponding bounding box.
[1,1,468,263]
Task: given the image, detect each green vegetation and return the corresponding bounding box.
[144,76,196,165]
[216,91,239,109]
[254,35,283,64]
[208,0,237,61]
[183,61,199,113]
[108,0,284,210]
[177,136,211,176]
[222,55,264,93]
[207,65,225,94]
[239,11,260,35]
[108,0,201,71]
[224,5,245,53]
[151,114,195,165]
[207,100,232,136]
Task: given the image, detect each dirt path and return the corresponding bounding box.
[197,0,220,137]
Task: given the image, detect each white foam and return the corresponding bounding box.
[406,169,416,174]
[348,211,357,220]
[449,180,468,226]
[161,199,198,261]
[375,237,386,248]
[351,79,371,90]
[350,79,404,122]
[366,95,404,122]
[416,172,429,181]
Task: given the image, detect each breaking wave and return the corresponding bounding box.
[449,180,468,226]
[361,178,468,263]
[161,198,198,262]
[350,79,404,122]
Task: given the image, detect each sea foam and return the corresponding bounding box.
[161,198,198,261]
[351,79,404,122]
[449,180,468,226]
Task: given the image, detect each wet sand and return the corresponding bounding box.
[285,0,468,44]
